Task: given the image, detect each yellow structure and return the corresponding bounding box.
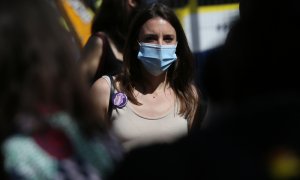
[56,0,94,47]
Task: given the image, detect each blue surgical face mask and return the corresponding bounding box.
[137,42,177,76]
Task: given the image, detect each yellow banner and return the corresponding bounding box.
[56,0,94,47]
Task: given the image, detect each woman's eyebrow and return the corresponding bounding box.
[143,34,158,38]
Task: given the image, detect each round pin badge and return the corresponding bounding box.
[112,92,128,108]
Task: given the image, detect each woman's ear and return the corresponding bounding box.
[128,0,137,8]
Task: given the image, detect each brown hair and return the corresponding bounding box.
[91,0,149,52]
[117,3,199,124]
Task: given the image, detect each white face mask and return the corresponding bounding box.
[137,42,177,76]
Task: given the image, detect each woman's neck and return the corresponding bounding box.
[140,72,169,94]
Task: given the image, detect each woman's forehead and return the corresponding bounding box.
[139,17,175,35]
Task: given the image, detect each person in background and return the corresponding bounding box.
[108,0,300,179]
[79,0,152,85]
[0,0,123,179]
[84,0,103,12]
[91,3,202,152]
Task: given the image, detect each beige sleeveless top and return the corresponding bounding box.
[103,76,188,152]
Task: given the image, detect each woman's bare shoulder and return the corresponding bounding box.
[84,34,104,50]
[91,76,111,95]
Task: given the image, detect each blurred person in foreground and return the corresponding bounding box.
[0,0,123,179]
[108,0,300,179]
[91,2,203,153]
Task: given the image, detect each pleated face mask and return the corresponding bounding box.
[137,42,177,76]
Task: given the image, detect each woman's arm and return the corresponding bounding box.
[79,35,104,83]
[90,76,111,124]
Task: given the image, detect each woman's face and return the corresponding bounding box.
[138,17,177,45]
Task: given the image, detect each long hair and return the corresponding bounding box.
[0,0,105,142]
[118,3,198,122]
[91,0,147,52]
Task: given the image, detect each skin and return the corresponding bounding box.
[80,0,137,83]
[91,17,179,122]
[80,35,123,82]
[132,17,177,118]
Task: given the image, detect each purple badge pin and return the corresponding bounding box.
[112,92,128,108]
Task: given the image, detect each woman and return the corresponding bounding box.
[0,0,123,179]
[80,0,150,84]
[91,3,202,152]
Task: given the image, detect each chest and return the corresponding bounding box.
[131,88,175,118]
[111,104,188,151]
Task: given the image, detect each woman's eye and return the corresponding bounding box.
[142,35,157,43]
[164,36,175,43]
[144,39,154,43]
[164,38,173,43]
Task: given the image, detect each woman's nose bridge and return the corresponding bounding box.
[158,37,164,45]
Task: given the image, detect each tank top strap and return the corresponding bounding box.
[101,75,115,119]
